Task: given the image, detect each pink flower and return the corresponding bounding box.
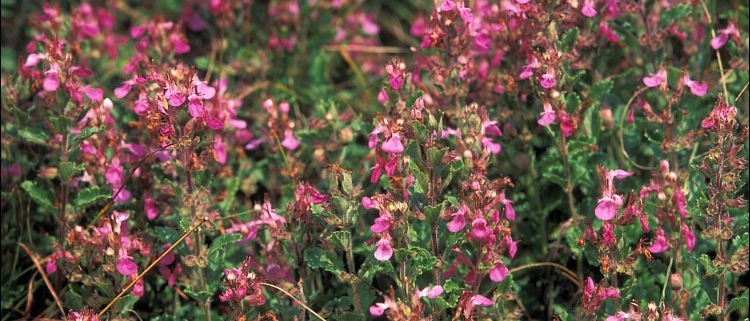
[682,75,708,96]
[117,255,138,276]
[145,196,159,220]
[481,138,502,154]
[643,69,667,88]
[370,217,390,233]
[711,23,740,50]
[471,294,494,306]
[389,74,404,91]
[489,262,509,282]
[537,101,556,126]
[648,228,670,253]
[381,134,404,154]
[469,218,492,241]
[43,69,60,92]
[502,235,518,259]
[447,207,467,232]
[281,129,300,150]
[369,299,392,316]
[540,68,556,89]
[418,285,444,299]
[377,89,389,104]
[374,238,393,261]
[595,198,618,220]
[440,0,457,12]
[582,0,597,17]
[681,223,695,252]
[674,187,687,218]
[213,136,227,164]
[518,57,540,80]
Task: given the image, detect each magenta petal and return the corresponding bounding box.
[595,199,617,221]
[471,294,494,306]
[381,135,404,154]
[117,257,138,276]
[447,213,466,232]
[643,74,662,87]
[281,129,300,150]
[370,217,390,233]
[43,70,60,92]
[490,263,509,282]
[374,239,393,261]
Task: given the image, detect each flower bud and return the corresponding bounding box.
[669,273,683,291]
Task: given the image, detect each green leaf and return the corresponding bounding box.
[0,47,16,72]
[208,233,242,258]
[565,92,581,112]
[727,289,749,316]
[342,171,353,196]
[542,164,567,188]
[332,313,365,321]
[408,161,429,195]
[74,186,110,209]
[406,91,423,107]
[59,161,83,181]
[411,119,428,142]
[219,177,239,213]
[21,181,55,209]
[18,129,50,146]
[117,294,139,312]
[327,230,351,252]
[194,56,210,70]
[423,201,446,225]
[427,147,448,168]
[588,80,613,100]
[184,286,212,303]
[305,247,344,274]
[659,4,691,28]
[559,27,580,52]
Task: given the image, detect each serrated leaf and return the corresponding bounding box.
[305,247,344,274]
[427,147,448,168]
[208,233,242,258]
[588,80,613,100]
[184,287,212,303]
[74,186,110,208]
[559,27,579,52]
[727,290,749,315]
[565,92,581,111]
[59,161,83,181]
[342,171,353,196]
[327,230,351,251]
[411,119,428,142]
[542,165,568,188]
[18,129,50,146]
[21,181,55,209]
[408,161,429,194]
[659,4,691,28]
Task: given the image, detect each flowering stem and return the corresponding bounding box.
[184,142,212,321]
[97,217,208,319]
[559,133,583,279]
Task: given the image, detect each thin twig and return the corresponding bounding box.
[261,282,327,321]
[509,262,583,291]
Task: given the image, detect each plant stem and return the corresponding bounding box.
[184,143,211,321]
[345,228,361,314]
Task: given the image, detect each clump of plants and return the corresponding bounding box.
[1,0,747,320]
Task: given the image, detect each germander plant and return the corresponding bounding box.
[0,0,747,321]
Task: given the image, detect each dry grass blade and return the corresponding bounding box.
[18,243,67,321]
